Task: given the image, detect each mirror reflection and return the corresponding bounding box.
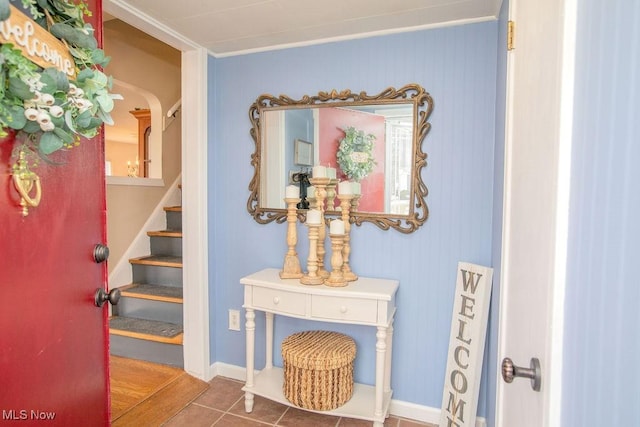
[262,104,414,214]
[248,84,434,233]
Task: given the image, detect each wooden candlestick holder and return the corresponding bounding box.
[308,196,317,209]
[308,177,331,278]
[337,194,358,282]
[300,222,324,285]
[350,194,361,213]
[279,198,303,279]
[325,233,347,287]
[326,178,339,211]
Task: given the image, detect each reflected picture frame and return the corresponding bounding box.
[294,138,313,166]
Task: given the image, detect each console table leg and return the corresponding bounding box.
[384,319,394,393]
[244,308,256,413]
[265,312,274,368]
[375,326,388,420]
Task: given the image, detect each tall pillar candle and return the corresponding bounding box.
[285,185,300,199]
[338,181,353,195]
[326,167,337,179]
[329,219,345,235]
[306,209,322,224]
[312,165,327,178]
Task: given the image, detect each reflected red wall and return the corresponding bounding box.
[318,108,385,211]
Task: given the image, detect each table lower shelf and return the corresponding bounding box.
[242,367,392,423]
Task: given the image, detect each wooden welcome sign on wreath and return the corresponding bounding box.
[0,0,121,216]
[0,4,76,77]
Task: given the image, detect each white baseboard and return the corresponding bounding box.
[390,399,487,427]
[210,361,245,382]
[209,362,487,427]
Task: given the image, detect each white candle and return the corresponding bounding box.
[312,165,327,178]
[351,182,361,195]
[329,219,345,235]
[338,181,353,195]
[326,167,337,179]
[306,209,322,224]
[285,185,300,199]
[306,185,316,198]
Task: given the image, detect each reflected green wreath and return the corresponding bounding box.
[336,126,377,182]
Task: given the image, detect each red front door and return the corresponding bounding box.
[0,1,110,424]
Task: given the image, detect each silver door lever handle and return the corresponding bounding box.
[501,357,541,392]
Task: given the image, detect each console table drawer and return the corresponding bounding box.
[252,287,306,316]
[311,295,377,323]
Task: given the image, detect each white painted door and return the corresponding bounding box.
[496,0,575,425]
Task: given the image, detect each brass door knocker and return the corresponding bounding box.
[12,151,42,216]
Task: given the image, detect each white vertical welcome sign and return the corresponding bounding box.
[439,262,493,427]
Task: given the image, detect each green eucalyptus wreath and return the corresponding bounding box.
[0,0,121,168]
[336,126,376,182]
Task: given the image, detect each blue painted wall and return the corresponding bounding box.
[208,22,499,413]
[562,0,640,425]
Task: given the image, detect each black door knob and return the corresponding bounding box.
[93,244,110,263]
[94,288,121,307]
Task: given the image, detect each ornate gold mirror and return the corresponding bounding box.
[247,84,434,233]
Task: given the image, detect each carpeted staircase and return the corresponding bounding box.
[109,203,184,367]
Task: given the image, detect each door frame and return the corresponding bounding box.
[104,0,211,380]
[495,0,577,424]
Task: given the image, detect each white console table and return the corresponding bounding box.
[240,268,398,426]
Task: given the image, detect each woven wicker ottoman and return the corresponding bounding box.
[281,330,356,411]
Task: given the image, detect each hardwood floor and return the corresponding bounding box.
[110,355,209,426]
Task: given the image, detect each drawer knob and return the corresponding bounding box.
[340,306,348,313]
[273,297,280,304]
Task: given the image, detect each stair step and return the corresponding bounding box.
[149,234,182,257]
[120,283,183,303]
[114,284,183,324]
[110,316,183,345]
[110,334,183,368]
[109,196,184,368]
[130,255,182,268]
[147,230,182,238]
[164,206,182,231]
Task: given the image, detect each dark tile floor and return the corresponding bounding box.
[162,376,436,427]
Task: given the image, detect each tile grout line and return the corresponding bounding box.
[165,376,432,427]
[274,405,290,426]
[212,393,276,426]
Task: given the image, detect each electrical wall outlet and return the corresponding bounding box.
[228,309,241,331]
